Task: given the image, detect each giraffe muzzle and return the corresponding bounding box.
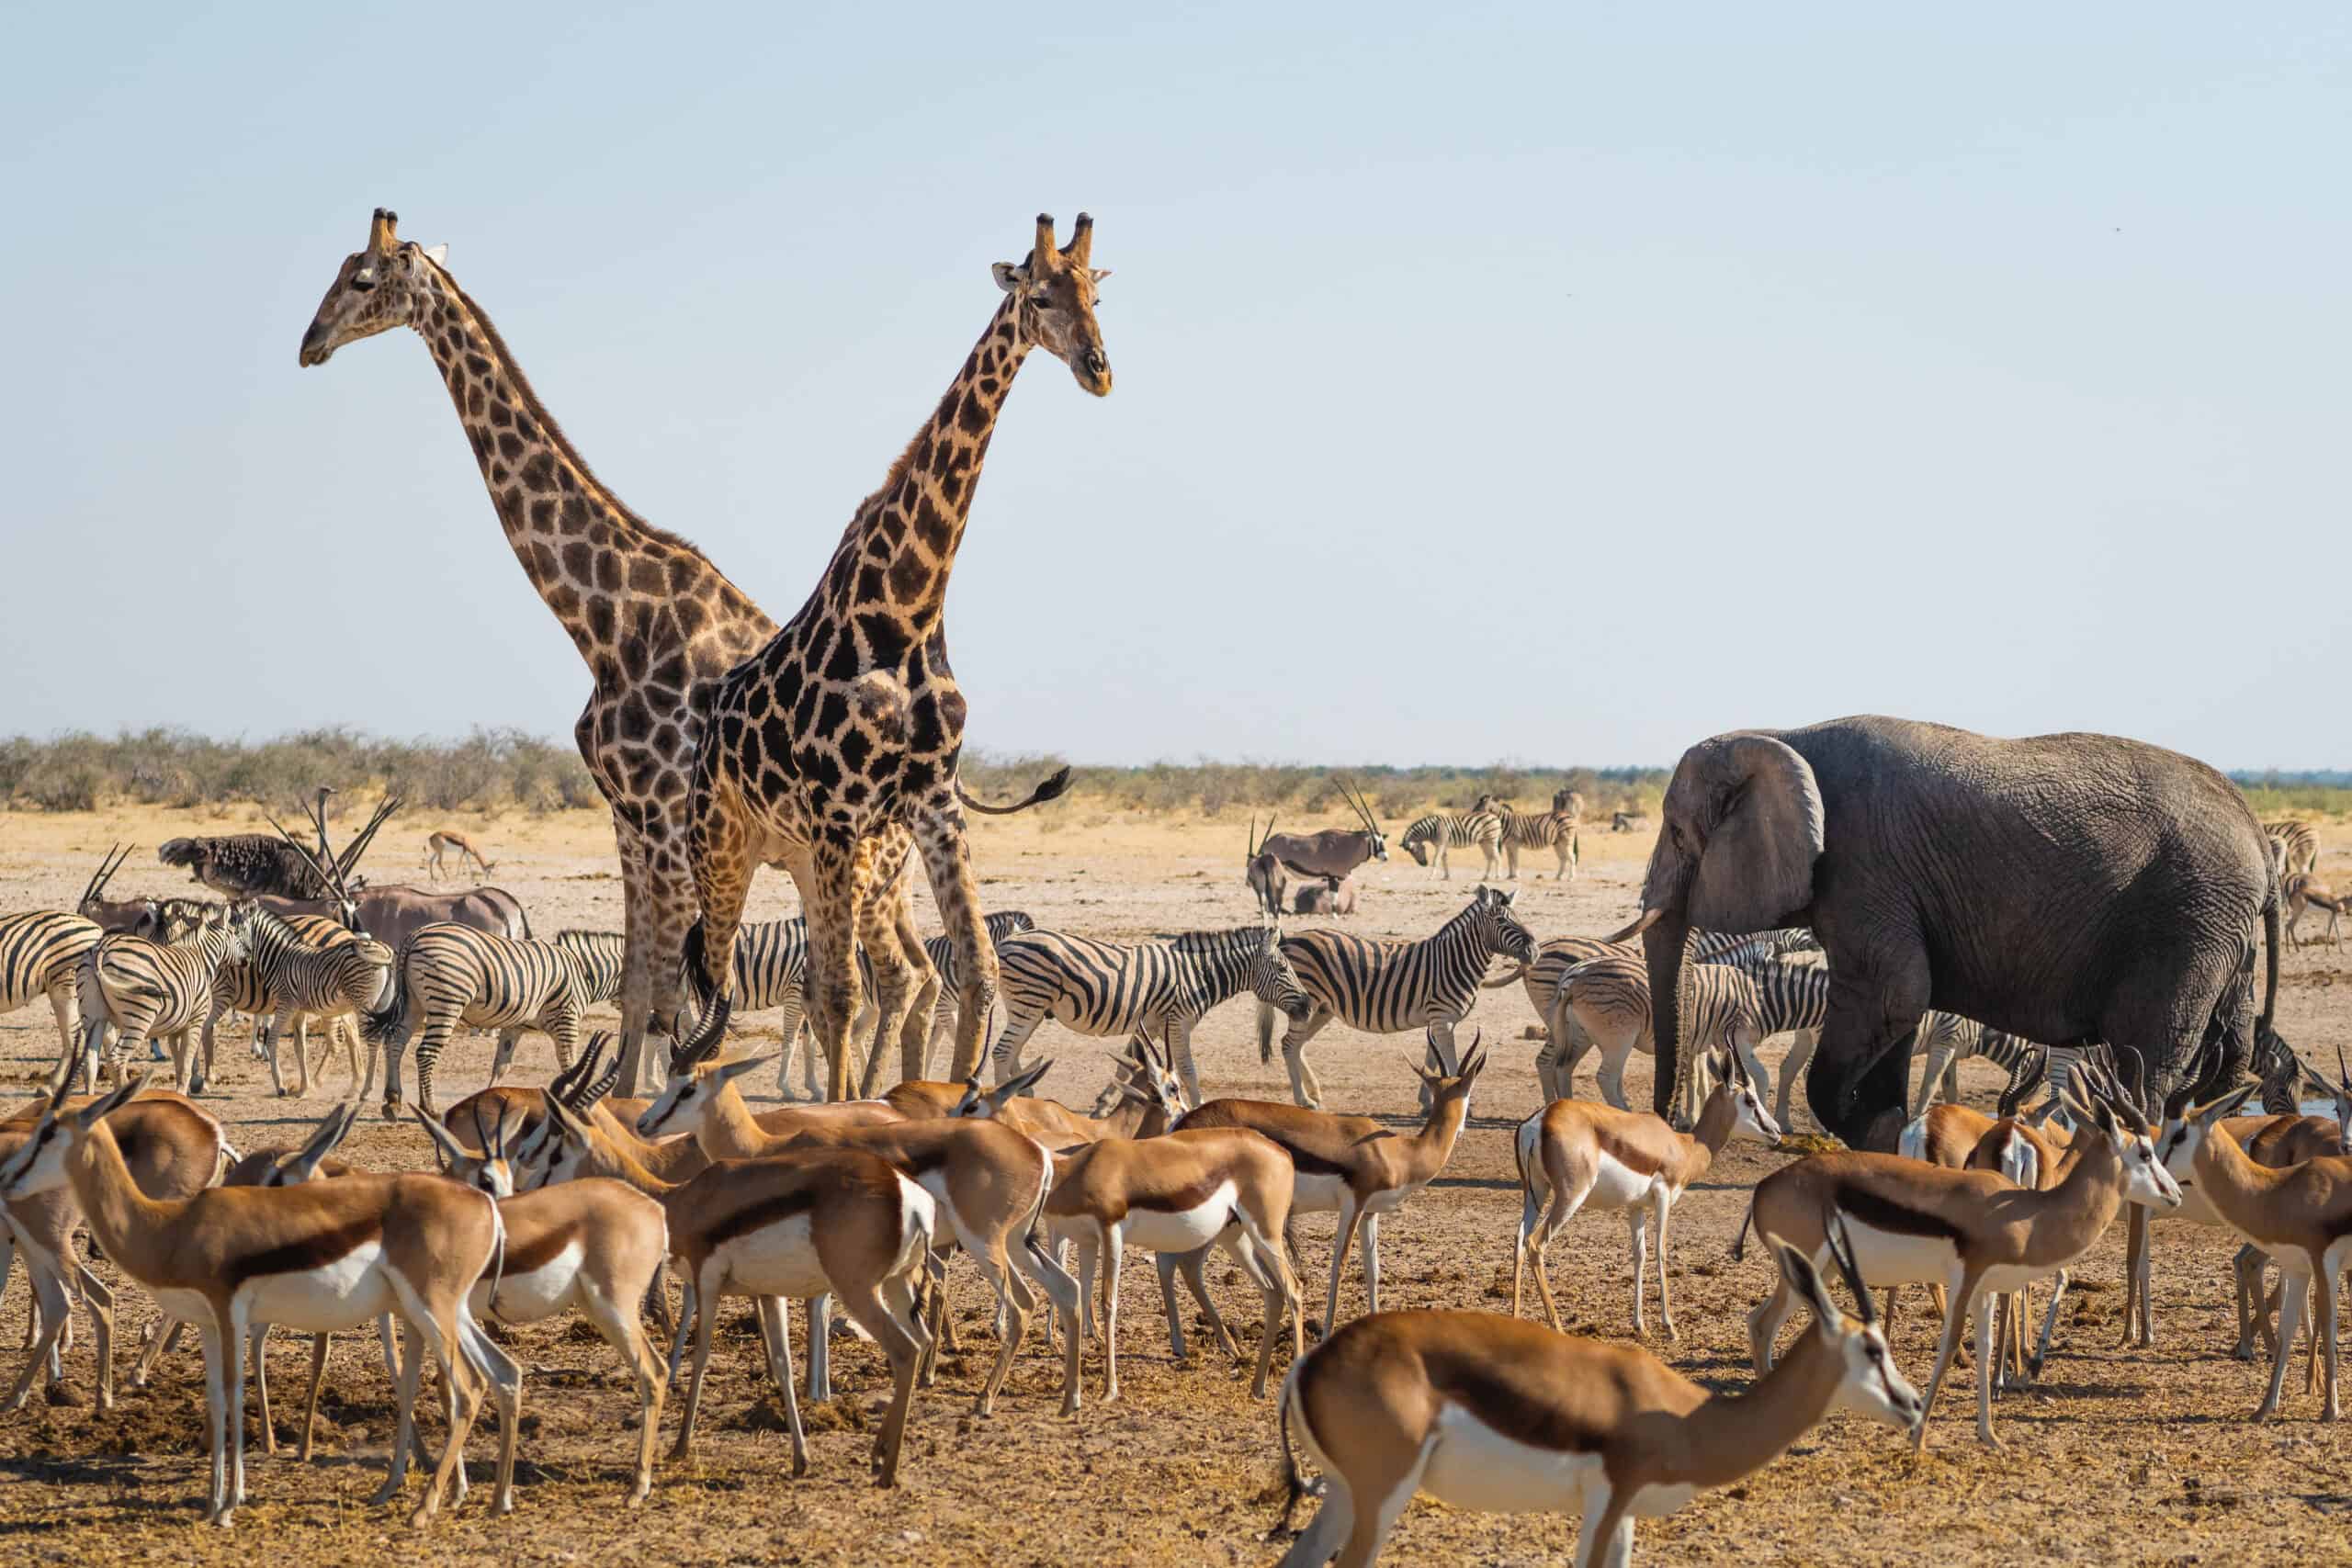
[1078,348,1113,395]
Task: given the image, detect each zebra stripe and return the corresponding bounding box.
[552,930,627,1007]
[0,911,102,1075]
[2266,819,2320,879]
[1398,811,1503,880]
[1264,886,1534,1108]
[991,923,1308,1098]
[1515,928,1806,1029]
[1909,1014,2040,1117]
[80,913,252,1089]
[368,921,601,1117]
[228,908,396,1098]
[1493,797,1582,881]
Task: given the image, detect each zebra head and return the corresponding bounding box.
[1250,925,1312,1021]
[1399,817,1438,866]
[1470,885,1535,964]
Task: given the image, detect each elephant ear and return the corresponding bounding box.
[1687,734,1826,931]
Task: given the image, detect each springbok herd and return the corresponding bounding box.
[3,206,2347,1562]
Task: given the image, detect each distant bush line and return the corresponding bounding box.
[0,729,2340,823]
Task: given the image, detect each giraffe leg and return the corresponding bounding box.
[637,819,706,1095]
[804,834,875,1104]
[911,797,998,1085]
[606,808,660,1099]
[679,773,758,1087]
[885,869,943,1083]
[854,864,924,1098]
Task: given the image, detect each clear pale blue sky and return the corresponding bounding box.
[5,4,2345,768]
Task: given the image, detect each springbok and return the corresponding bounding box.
[1512,1046,1781,1340]
[1738,1064,2178,1449]
[1271,1222,1922,1568]
[421,829,496,882]
[0,1075,520,1528]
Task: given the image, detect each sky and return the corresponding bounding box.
[3,4,2346,770]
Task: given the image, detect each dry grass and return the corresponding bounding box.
[2,806,2350,1563]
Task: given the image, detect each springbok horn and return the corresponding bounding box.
[1062,212,1093,267]
[368,207,398,254]
[1034,212,1057,269]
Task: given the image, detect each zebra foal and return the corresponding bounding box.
[1555,952,1829,1122]
[1260,885,1535,1109]
[990,923,1311,1103]
[219,908,395,1099]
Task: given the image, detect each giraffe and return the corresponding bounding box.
[295,208,962,1102]
[680,212,1109,1102]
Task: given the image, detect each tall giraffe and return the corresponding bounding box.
[295,208,958,1102]
[681,212,1109,1100]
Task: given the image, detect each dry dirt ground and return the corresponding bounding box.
[3,804,2351,1565]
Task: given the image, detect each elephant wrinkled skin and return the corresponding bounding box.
[1615,715,2278,1151]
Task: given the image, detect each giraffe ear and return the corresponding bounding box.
[1089,268,1112,285]
[421,243,448,266]
[992,261,1030,293]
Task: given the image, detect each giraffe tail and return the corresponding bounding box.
[955,766,1073,817]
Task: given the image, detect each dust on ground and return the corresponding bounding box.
[2,805,2349,1564]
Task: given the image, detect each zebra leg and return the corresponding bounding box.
[488,1029,520,1086]
[774,996,808,1100]
[404,1013,457,1122]
[1596,1031,1636,1111]
[990,1009,1047,1089]
[1280,1011,1333,1109]
[44,980,79,1086]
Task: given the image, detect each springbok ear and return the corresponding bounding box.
[415,1111,469,1173]
[1009,1058,1054,1099]
[1771,1238,1838,1325]
[714,1052,773,1085]
[74,1075,146,1131]
[992,261,1029,293]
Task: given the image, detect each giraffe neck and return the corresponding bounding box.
[404,263,772,672]
[814,293,1034,646]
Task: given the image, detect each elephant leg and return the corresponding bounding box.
[1807,957,1931,1152]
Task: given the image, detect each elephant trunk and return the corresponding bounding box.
[1642,908,1691,1121]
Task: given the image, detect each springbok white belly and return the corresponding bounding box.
[1120,1183,1238,1253]
[712,1213,830,1299]
[1584,1151,1657,1213]
[237,1243,398,1334]
[1419,1401,1600,1514]
[1290,1171,1348,1214]
[472,1240,583,1323]
[1838,1214,1959,1288]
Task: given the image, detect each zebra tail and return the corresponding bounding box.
[956,765,1073,817]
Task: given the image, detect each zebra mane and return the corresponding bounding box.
[1164,925,1272,953]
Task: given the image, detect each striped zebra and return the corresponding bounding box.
[552,930,628,1006]
[0,911,104,1079]
[1509,929,1809,1097]
[1493,791,1584,881]
[1397,809,1502,880]
[1257,885,1535,1109]
[367,921,608,1120]
[732,909,1035,1100]
[1554,952,1830,1122]
[75,905,254,1091]
[2266,819,2320,880]
[990,922,1310,1102]
[198,908,395,1100]
[1901,1014,2040,1118]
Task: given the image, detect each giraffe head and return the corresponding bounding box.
[299,208,447,367]
[992,212,1114,396]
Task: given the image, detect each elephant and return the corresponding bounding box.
[1611,715,2278,1152]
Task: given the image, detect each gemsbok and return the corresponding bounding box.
[0,1075,521,1528]
[1271,1223,1923,1568]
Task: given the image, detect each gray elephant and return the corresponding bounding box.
[1612,715,2278,1151]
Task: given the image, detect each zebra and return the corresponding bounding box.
[196,908,395,1100]
[990,922,1311,1103]
[364,921,605,1120]
[730,909,1035,1100]
[1898,1014,2040,1118]
[552,930,628,1007]
[1397,809,1502,880]
[1507,928,1810,1099]
[0,911,103,1081]
[1491,791,1584,881]
[2266,819,2320,880]
[1553,951,1831,1122]
[1258,885,1535,1109]
[74,904,254,1091]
